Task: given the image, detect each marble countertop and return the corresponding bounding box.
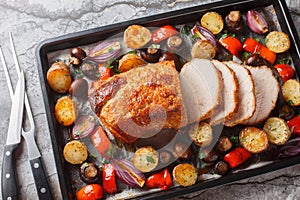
[0,0,300,199]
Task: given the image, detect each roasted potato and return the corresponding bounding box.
[239,127,268,153]
[63,140,88,164]
[55,96,77,126]
[47,61,72,93]
[200,12,224,35]
[265,31,290,53]
[118,53,146,72]
[189,122,213,147]
[124,25,151,49]
[191,40,216,60]
[172,163,197,187]
[281,79,300,106]
[263,117,291,145]
[132,146,159,173]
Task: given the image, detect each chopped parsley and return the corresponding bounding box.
[279,58,292,65]
[229,135,240,147]
[146,156,155,163]
[287,100,294,106]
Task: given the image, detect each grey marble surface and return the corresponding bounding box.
[0,0,300,199]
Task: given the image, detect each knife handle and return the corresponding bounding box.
[1,144,19,200]
[29,157,53,200]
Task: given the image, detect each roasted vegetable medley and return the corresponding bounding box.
[46,6,300,199]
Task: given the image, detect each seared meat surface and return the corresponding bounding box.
[89,64,187,144]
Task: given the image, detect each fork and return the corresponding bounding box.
[0,33,53,199]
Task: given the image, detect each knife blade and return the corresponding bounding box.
[8,33,53,199]
[1,71,25,200]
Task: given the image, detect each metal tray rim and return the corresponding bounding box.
[35,0,300,199]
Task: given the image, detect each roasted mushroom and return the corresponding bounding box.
[225,11,243,32]
[159,51,180,70]
[216,136,233,152]
[244,54,266,66]
[174,142,192,160]
[167,35,184,52]
[140,46,161,63]
[80,162,100,183]
[214,161,229,175]
[70,47,87,60]
[69,78,88,101]
[201,149,219,163]
[80,63,98,80]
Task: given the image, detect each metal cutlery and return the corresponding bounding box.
[0,33,53,200]
[1,70,25,200]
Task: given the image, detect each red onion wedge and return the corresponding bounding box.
[190,24,217,48]
[112,159,145,187]
[278,137,300,158]
[72,115,96,139]
[87,40,121,63]
[246,10,268,34]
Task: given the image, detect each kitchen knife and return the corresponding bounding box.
[1,71,25,200]
[8,33,53,199]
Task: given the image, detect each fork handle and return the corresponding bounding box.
[30,157,53,200]
[1,144,19,200]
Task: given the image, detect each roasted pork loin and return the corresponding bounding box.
[89,63,187,144]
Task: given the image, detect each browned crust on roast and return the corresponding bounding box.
[89,64,187,144]
[224,66,239,119]
[88,76,127,115]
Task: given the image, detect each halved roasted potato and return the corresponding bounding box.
[132,146,159,173]
[118,53,146,72]
[172,163,197,187]
[239,127,268,153]
[263,117,291,145]
[281,79,300,106]
[47,61,72,93]
[188,122,213,147]
[200,12,224,34]
[124,25,151,49]
[55,96,77,126]
[265,31,290,53]
[63,140,88,165]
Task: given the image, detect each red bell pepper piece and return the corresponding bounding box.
[76,184,104,200]
[224,147,252,168]
[152,25,178,44]
[98,63,111,80]
[145,168,172,190]
[274,63,295,82]
[243,38,276,64]
[219,36,243,57]
[287,115,300,135]
[90,126,112,159]
[103,163,117,194]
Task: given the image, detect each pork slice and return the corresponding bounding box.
[179,58,222,123]
[242,65,280,125]
[210,60,239,125]
[223,61,256,127]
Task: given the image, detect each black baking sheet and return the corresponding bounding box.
[36,0,300,199]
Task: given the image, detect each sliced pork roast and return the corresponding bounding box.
[89,64,188,144]
[179,58,223,123]
[223,61,256,127]
[210,60,239,125]
[242,65,280,125]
